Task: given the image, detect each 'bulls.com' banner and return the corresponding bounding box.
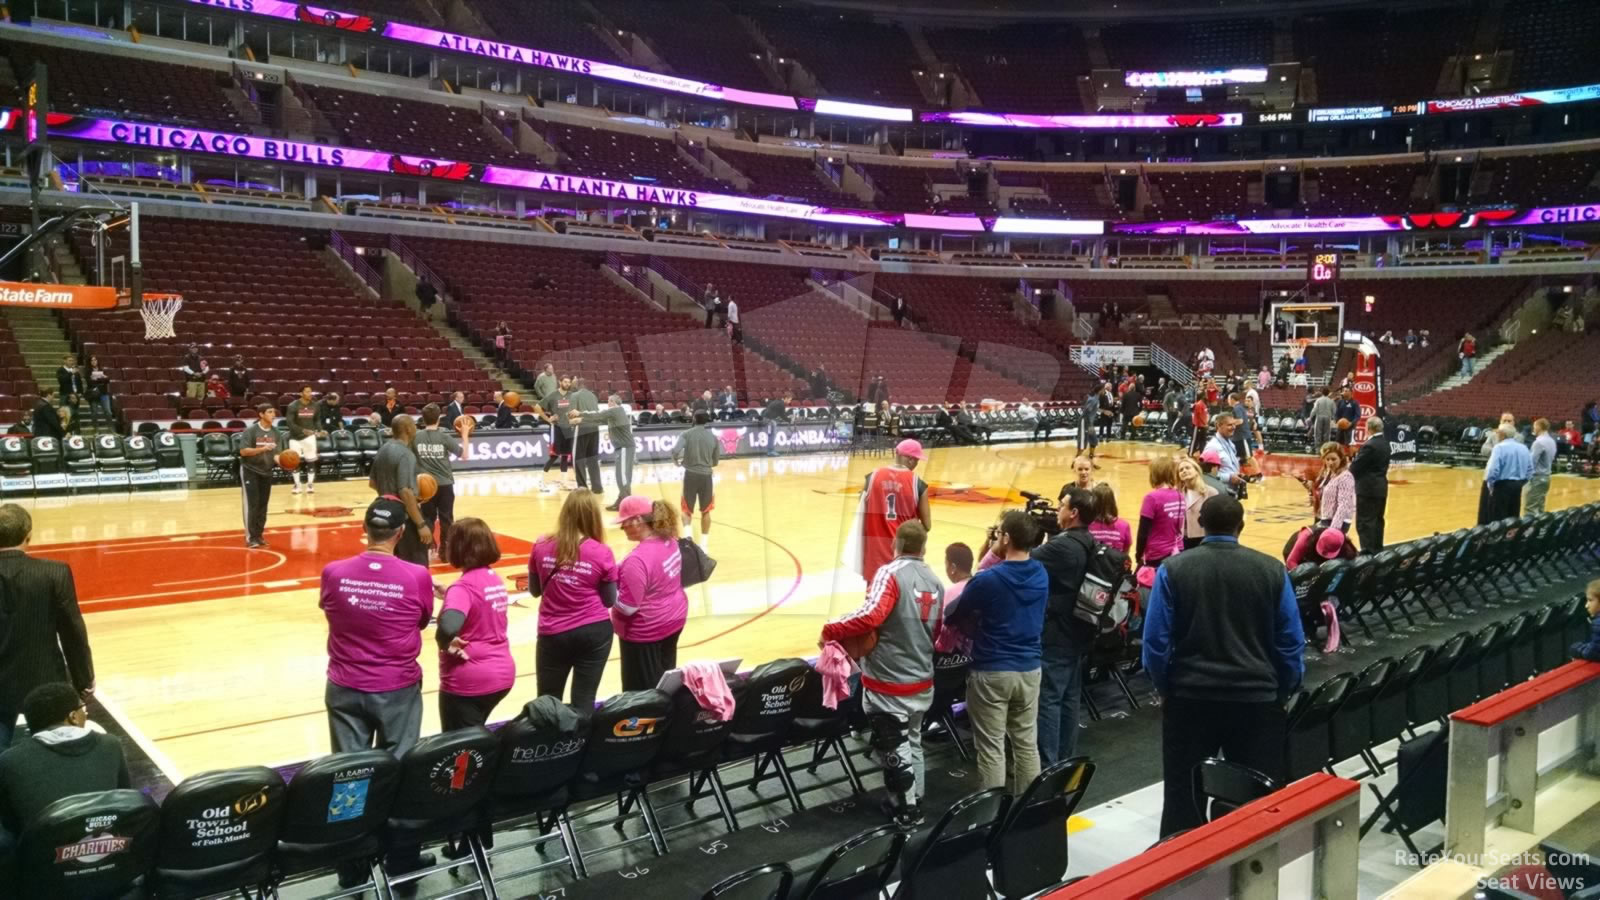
[1351,346,1383,443]
[450,421,850,471]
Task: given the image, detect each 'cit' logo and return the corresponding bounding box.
[613,716,662,738]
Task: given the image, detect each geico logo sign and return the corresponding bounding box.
[511,738,585,761]
[613,716,662,738]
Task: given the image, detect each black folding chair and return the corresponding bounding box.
[892,787,1008,900]
[989,758,1095,899]
[794,824,905,900]
[704,861,795,900]
[1191,758,1280,824]
[14,789,159,899]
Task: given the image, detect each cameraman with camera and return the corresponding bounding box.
[980,486,1097,765]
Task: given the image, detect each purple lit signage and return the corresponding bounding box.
[920,111,1244,129]
[187,0,800,112]
[901,213,986,232]
[59,114,915,228]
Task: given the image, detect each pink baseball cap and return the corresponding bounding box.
[1136,565,1157,589]
[895,439,927,460]
[611,495,654,524]
[1316,528,1346,558]
[1199,449,1223,466]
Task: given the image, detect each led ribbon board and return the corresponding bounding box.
[920,111,1243,129]
[1114,206,1600,234]
[34,113,1106,232]
[1124,68,1268,88]
[181,0,930,120]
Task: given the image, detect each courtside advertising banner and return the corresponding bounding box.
[1351,342,1383,443]
[0,281,118,308]
[451,421,850,471]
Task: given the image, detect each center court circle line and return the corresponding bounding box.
[104,546,289,588]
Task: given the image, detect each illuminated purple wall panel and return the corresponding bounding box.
[921,111,1244,129]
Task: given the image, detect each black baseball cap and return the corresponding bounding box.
[365,497,407,531]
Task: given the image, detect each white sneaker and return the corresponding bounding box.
[291,486,302,494]
[308,485,315,493]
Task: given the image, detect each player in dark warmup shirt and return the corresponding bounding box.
[369,414,433,567]
[540,377,576,493]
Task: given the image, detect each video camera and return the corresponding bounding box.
[987,489,1064,550]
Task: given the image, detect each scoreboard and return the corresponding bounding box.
[1309,251,1341,283]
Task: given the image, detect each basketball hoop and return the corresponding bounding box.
[140,292,183,340]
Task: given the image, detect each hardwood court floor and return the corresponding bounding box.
[15,439,1599,781]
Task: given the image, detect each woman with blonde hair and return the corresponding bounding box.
[1312,441,1356,533]
[1136,456,1186,568]
[528,488,618,708]
[1177,454,1219,550]
[612,495,690,690]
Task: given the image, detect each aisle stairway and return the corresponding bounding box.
[1420,342,1515,395]
[0,305,115,434]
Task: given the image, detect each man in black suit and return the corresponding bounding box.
[1348,415,1391,552]
[0,504,94,751]
[443,391,466,429]
[55,354,83,409]
[30,390,64,441]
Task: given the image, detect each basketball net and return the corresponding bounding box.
[141,292,183,340]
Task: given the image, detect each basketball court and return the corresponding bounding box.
[14,438,1597,783]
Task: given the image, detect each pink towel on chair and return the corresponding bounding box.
[682,660,736,722]
[817,642,855,710]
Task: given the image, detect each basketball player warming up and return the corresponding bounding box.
[237,403,286,548]
[853,439,933,583]
[539,376,576,493]
[415,403,471,560]
[369,414,433,567]
[285,386,324,494]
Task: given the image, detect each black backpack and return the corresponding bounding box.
[1065,531,1133,634]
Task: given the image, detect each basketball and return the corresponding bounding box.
[837,630,878,661]
[504,391,521,409]
[1337,417,1352,430]
[454,414,476,434]
[1132,414,1146,427]
[277,449,301,470]
[417,473,439,502]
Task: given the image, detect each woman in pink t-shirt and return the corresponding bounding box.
[1087,482,1132,552]
[612,496,689,690]
[436,517,514,730]
[1136,456,1187,568]
[529,489,619,709]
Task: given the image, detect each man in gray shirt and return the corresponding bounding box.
[1525,417,1558,515]
[569,377,602,494]
[570,392,634,511]
[369,414,431,567]
[237,403,285,548]
[415,403,468,557]
[532,364,558,406]
[1309,388,1336,451]
[673,410,722,537]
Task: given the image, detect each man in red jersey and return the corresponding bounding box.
[848,438,933,584]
